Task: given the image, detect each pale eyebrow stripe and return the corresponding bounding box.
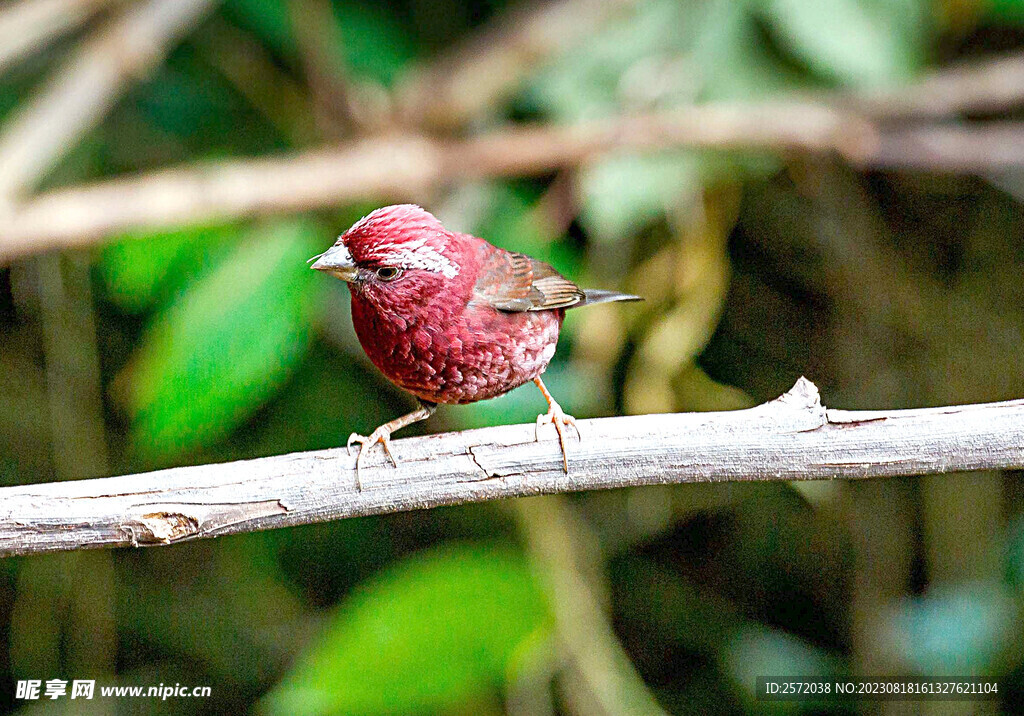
[370,240,460,278]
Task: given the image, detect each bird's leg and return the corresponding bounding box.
[348,401,436,490]
[532,376,579,473]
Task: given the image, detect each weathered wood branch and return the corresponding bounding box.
[2,379,1022,558]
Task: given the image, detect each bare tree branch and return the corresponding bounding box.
[851,50,1024,119]
[0,0,217,205]
[8,101,1024,260]
[286,0,366,136]
[0,103,871,259]
[1,378,1022,558]
[0,0,115,75]
[516,496,669,715]
[397,0,639,129]
[192,17,319,145]
[2,135,441,258]
[864,122,1024,170]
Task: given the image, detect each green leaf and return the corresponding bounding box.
[987,0,1024,23]
[120,218,325,461]
[579,153,700,243]
[334,2,415,86]
[528,0,707,122]
[99,223,237,313]
[696,0,810,99]
[224,0,297,58]
[886,583,1015,674]
[224,0,412,86]
[530,0,789,244]
[725,624,844,713]
[757,0,927,87]
[262,542,552,716]
[725,624,839,681]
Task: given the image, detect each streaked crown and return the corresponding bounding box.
[340,204,459,278]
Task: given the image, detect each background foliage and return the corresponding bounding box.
[2,0,1024,713]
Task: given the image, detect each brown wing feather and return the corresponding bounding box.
[473,246,584,312]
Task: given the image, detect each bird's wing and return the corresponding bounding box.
[472,246,584,312]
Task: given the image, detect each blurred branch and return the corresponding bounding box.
[0,103,873,258]
[1,378,1023,557]
[401,0,1024,131]
[397,0,638,129]
[0,0,115,75]
[865,122,1024,170]
[36,254,109,479]
[193,17,319,145]
[0,0,217,205]
[516,496,668,715]
[286,0,371,136]
[9,97,1024,260]
[31,253,116,688]
[0,8,1023,258]
[852,50,1024,119]
[400,0,1024,129]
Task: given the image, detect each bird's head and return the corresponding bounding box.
[311,204,468,309]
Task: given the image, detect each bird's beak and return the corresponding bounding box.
[310,243,358,282]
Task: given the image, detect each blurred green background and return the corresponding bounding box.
[2,0,1024,713]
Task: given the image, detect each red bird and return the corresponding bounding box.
[311,204,640,487]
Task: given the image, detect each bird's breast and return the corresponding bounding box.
[351,296,562,405]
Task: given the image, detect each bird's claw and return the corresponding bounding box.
[535,402,579,473]
[347,427,398,490]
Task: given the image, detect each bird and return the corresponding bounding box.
[310,204,641,488]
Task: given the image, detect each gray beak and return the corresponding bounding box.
[310,243,358,282]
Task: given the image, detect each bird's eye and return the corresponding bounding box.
[375,266,402,281]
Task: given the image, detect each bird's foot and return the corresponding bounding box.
[535,401,579,473]
[347,426,398,490]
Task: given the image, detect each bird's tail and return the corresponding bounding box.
[577,289,643,307]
